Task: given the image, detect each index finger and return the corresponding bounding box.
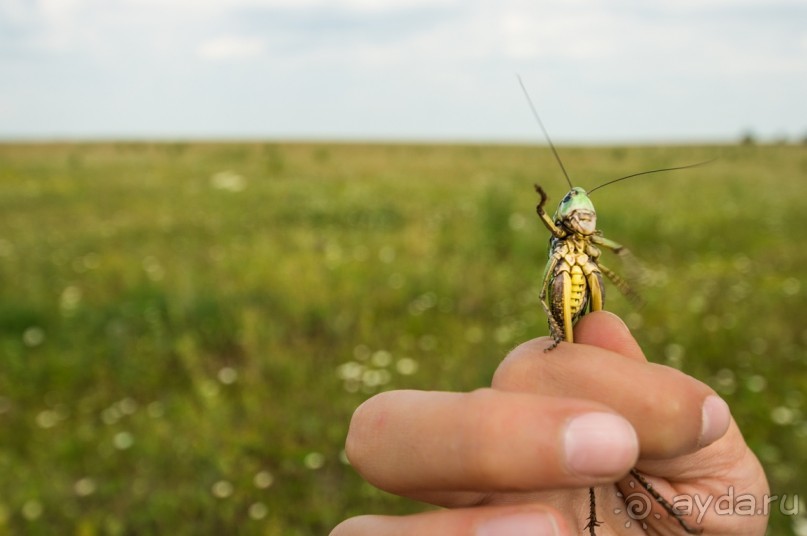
[493,312,731,458]
[345,388,638,504]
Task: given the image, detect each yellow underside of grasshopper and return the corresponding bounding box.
[541,240,606,347]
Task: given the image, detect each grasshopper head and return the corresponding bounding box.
[554,186,597,235]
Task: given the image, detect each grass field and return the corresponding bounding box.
[0,141,805,534]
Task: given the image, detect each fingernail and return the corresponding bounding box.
[476,512,558,536]
[699,395,731,447]
[564,412,638,477]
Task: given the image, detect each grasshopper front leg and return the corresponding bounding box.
[534,184,565,239]
[591,233,626,255]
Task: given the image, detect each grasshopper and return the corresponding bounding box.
[519,77,704,535]
[535,183,636,350]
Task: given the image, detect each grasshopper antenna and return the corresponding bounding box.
[587,160,715,195]
[517,75,574,190]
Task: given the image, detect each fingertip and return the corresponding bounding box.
[574,311,645,362]
[330,515,371,536]
[332,507,571,536]
[574,310,628,340]
[563,412,639,478]
[699,395,731,448]
[475,511,562,536]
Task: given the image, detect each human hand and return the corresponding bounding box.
[331,311,769,535]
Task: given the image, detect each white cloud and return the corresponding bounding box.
[0,0,804,139]
[119,0,460,14]
[37,0,85,18]
[198,36,266,60]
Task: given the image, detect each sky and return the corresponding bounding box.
[1,0,805,142]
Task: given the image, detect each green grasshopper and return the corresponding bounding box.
[535,182,636,350]
[519,77,704,535]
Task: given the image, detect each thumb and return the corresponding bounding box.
[574,311,646,362]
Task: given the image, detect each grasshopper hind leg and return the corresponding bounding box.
[540,301,565,351]
[540,261,567,351]
[628,470,703,534]
[584,487,601,535]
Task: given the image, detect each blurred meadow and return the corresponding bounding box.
[0,141,805,534]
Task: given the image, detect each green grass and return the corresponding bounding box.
[0,141,805,534]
